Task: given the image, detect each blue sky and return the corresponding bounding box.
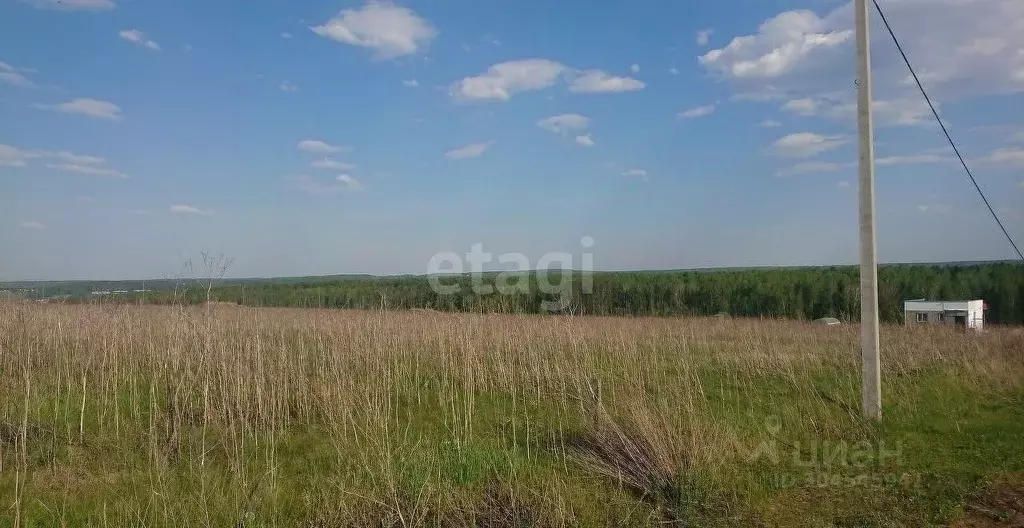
[1,0,1023,280]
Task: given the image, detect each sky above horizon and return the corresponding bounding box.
[2,0,1023,281]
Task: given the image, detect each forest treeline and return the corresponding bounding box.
[139,263,1024,324]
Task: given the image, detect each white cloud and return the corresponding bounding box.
[0,144,38,167]
[19,220,45,230]
[27,0,114,11]
[311,0,437,60]
[757,119,782,127]
[701,1,1024,106]
[568,69,645,93]
[0,67,34,87]
[48,151,104,164]
[46,163,127,178]
[669,67,679,75]
[450,59,566,101]
[35,98,122,120]
[336,174,363,190]
[279,80,298,92]
[699,10,852,80]
[297,139,346,153]
[622,168,648,181]
[774,161,842,177]
[781,98,818,116]
[537,113,590,134]
[575,134,595,147]
[281,32,293,39]
[875,154,951,166]
[630,63,640,73]
[118,29,161,51]
[402,78,419,87]
[824,98,934,127]
[311,158,357,170]
[916,204,952,215]
[1,146,113,169]
[170,204,214,215]
[446,141,494,160]
[979,147,1024,166]
[772,132,847,158]
[696,28,714,46]
[77,196,95,202]
[678,104,716,119]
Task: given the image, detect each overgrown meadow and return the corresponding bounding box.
[1,302,1022,526]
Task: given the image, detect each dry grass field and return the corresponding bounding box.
[1,302,1022,526]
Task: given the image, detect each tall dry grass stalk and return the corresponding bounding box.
[0,301,1021,525]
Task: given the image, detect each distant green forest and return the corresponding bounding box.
[6,262,1021,324]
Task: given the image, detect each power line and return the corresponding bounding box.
[871,0,1024,261]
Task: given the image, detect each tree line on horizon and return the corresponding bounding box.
[132,263,1024,324]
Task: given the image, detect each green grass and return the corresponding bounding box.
[1,303,1022,526]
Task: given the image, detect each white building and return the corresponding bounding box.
[904,299,984,330]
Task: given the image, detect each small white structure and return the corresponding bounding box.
[904,299,984,330]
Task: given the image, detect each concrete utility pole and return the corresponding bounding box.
[855,0,881,420]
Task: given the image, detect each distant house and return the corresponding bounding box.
[904,299,984,330]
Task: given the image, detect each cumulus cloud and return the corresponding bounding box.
[35,98,122,120]
[568,69,645,93]
[630,63,640,73]
[781,98,818,116]
[446,141,494,160]
[297,139,346,153]
[279,80,298,92]
[0,62,34,87]
[46,163,127,178]
[771,132,847,158]
[678,104,716,119]
[0,144,37,167]
[450,59,566,101]
[336,174,363,190]
[311,0,437,60]
[450,60,645,100]
[622,168,649,181]
[20,220,45,230]
[118,29,161,51]
[311,158,357,170]
[699,10,851,81]
[170,204,214,215]
[757,119,782,127]
[700,0,1024,106]
[979,147,1024,166]
[281,32,293,39]
[537,113,590,134]
[696,28,714,46]
[402,78,419,87]
[575,134,595,147]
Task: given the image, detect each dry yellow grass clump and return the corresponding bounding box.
[1,302,1022,526]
